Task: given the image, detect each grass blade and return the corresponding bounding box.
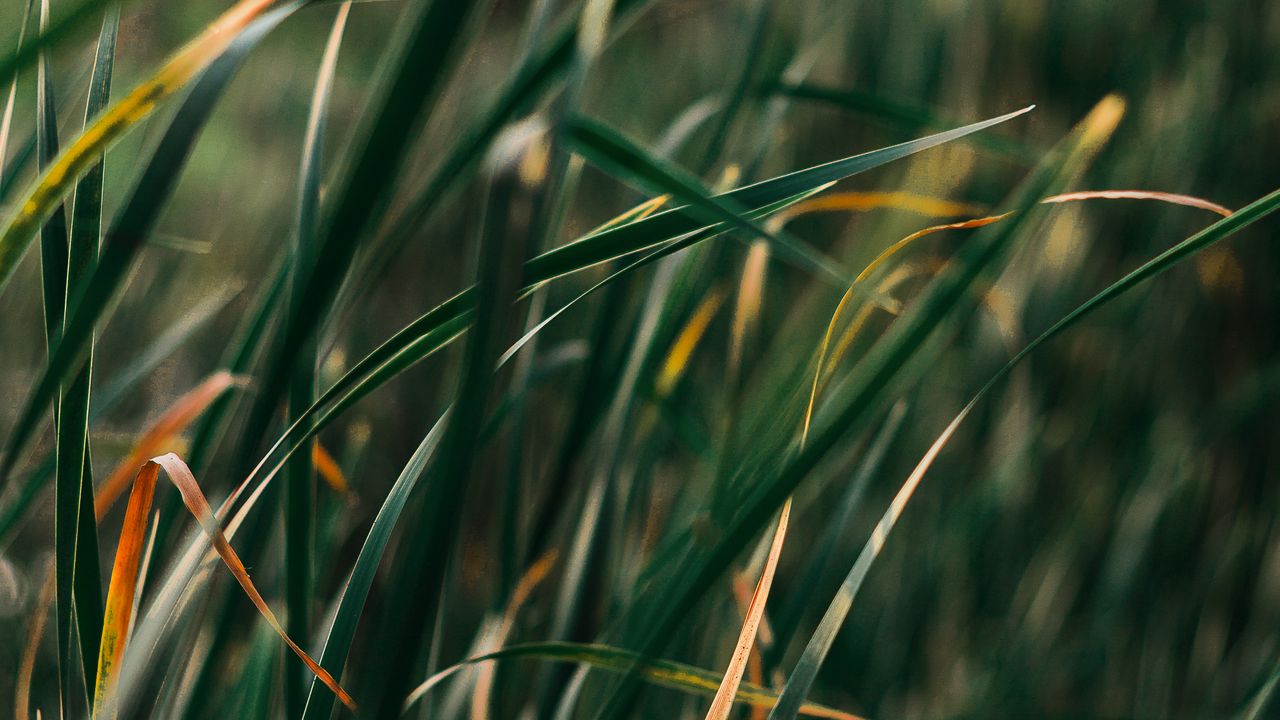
[403,641,861,720]
[90,453,356,716]
[283,5,349,715]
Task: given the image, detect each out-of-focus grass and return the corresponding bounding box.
[0,1,1278,718]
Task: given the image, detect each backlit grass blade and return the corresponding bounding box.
[766,185,1280,720]
[93,372,244,517]
[58,5,119,701]
[89,453,356,716]
[704,498,791,720]
[402,641,861,720]
[218,111,1036,555]
[0,3,301,493]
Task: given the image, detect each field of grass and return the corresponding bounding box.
[0,0,1278,718]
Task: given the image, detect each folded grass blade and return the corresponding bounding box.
[91,453,356,715]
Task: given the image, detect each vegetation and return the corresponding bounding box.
[0,0,1277,718]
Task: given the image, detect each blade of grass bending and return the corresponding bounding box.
[767,185,1280,720]
[93,372,245,517]
[0,0,307,298]
[531,106,1032,285]
[0,2,302,494]
[565,114,860,292]
[304,411,450,720]
[595,97,1116,720]
[237,191,822,542]
[277,107,1035,468]
[285,5,349,715]
[402,641,861,720]
[90,453,356,716]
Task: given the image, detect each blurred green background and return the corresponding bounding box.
[1,0,1278,717]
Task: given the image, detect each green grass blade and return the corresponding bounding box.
[529,105,1031,285]
[369,149,532,717]
[565,114,856,290]
[285,5,349,715]
[300,410,449,720]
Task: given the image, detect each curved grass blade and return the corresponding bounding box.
[402,641,861,720]
[767,186,1280,720]
[300,411,449,720]
[90,453,356,716]
[530,105,1032,285]
[0,2,302,493]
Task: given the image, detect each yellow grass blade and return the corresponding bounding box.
[655,287,727,397]
[91,453,356,714]
[0,0,284,292]
[768,190,988,230]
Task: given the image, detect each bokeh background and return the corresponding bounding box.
[1,0,1279,717]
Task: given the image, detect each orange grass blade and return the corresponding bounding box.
[0,0,287,294]
[469,550,558,719]
[94,371,243,518]
[311,442,350,495]
[93,462,159,715]
[705,498,792,720]
[91,453,356,714]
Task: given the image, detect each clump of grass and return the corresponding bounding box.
[1,1,1278,719]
